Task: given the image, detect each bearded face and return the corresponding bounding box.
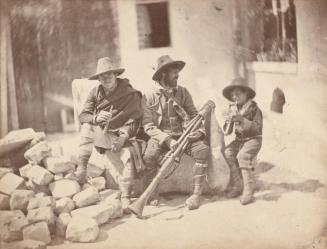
[161,66,180,87]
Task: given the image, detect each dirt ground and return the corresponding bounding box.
[47,113,327,249]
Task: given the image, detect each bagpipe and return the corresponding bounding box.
[128,100,216,218]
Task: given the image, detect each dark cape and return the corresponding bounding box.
[79,78,143,130]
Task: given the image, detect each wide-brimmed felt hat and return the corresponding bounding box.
[222,77,256,101]
[152,55,185,81]
[89,57,125,80]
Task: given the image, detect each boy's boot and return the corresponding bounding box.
[185,162,207,210]
[225,162,243,198]
[240,168,254,205]
[120,161,134,214]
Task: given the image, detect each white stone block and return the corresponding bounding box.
[24,142,51,165]
[27,166,53,186]
[102,199,123,219]
[73,186,99,208]
[19,164,33,179]
[27,196,55,210]
[10,190,35,211]
[0,173,25,195]
[71,204,112,225]
[54,197,75,215]
[26,207,56,231]
[29,132,46,148]
[49,179,80,199]
[0,210,29,242]
[22,222,51,245]
[43,156,76,174]
[65,216,99,242]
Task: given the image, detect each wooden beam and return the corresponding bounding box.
[6,7,19,131]
[0,0,9,137]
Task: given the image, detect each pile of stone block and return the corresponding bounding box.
[0,134,123,248]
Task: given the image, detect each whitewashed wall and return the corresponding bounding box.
[116,0,234,113]
[246,0,327,180]
[248,0,327,129]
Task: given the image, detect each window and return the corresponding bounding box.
[257,0,297,62]
[136,0,171,49]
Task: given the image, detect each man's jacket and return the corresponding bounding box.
[142,83,203,145]
[79,78,143,138]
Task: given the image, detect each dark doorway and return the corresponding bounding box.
[136,1,171,49]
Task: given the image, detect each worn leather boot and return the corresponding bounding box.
[185,163,207,210]
[75,137,93,185]
[240,168,254,205]
[120,161,135,214]
[225,163,243,198]
[120,182,132,214]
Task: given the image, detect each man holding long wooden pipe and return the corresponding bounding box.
[141,55,210,210]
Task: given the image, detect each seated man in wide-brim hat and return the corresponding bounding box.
[77,57,143,213]
[141,55,210,210]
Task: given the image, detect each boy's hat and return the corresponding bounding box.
[89,57,125,80]
[152,55,185,81]
[222,77,256,101]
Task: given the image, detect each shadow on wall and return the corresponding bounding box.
[254,161,325,202]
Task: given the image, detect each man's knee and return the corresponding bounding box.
[143,139,162,168]
[143,149,159,167]
[191,142,210,163]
